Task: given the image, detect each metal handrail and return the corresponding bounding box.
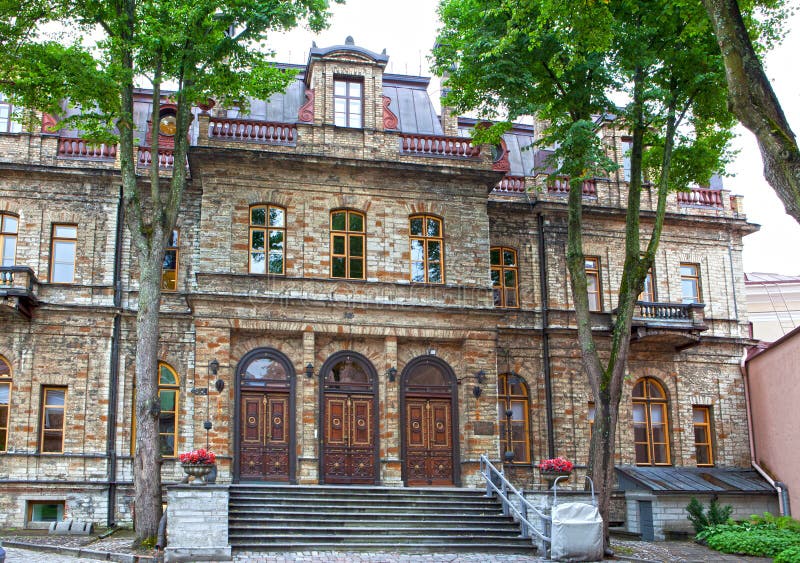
[479,454,550,549]
[552,474,596,507]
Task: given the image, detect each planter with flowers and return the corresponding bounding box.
[179,448,216,485]
[538,457,574,480]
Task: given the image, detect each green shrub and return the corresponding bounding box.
[775,545,800,563]
[697,516,800,561]
[686,496,733,534]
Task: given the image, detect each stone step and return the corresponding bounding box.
[229,523,522,534]
[231,541,537,554]
[230,513,519,530]
[229,498,497,510]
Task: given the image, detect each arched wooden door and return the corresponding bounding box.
[319,351,379,485]
[234,348,296,483]
[400,356,460,487]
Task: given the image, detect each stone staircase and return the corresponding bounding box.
[228,484,537,554]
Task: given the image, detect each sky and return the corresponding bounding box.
[269,0,800,275]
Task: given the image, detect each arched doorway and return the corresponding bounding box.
[400,356,460,486]
[318,351,379,485]
[234,348,296,483]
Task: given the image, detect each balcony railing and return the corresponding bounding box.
[677,187,723,208]
[547,177,597,197]
[0,266,39,319]
[633,301,706,328]
[208,117,297,145]
[494,176,526,194]
[399,134,481,158]
[57,137,117,160]
[137,147,175,169]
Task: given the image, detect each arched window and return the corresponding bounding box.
[490,247,519,308]
[249,204,286,275]
[1,212,18,267]
[330,210,365,279]
[632,377,671,465]
[158,363,180,457]
[497,373,531,464]
[0,355,11,452]
[410,215,444,284]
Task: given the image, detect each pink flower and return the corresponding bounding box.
[538,457,574,472]
[179,448,216,465]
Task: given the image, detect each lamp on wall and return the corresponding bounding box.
[205,359,219,450]
[209,359,224,392]
[460,369,488,398]
[386,367,398,382]
[305,363,315,378]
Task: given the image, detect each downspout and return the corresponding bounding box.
[741,354,791,516]
[106,185,125,527]
[537,212,555,458]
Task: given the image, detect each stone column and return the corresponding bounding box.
[381,335,402,485]
[299,327,318,483]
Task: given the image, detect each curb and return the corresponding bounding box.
[1,540,161,562]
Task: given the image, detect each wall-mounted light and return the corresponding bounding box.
[461,369,489,398]
[305,363,315,378]
[427,348,436,356]
[208,359,219,376]
[386,367,398,382]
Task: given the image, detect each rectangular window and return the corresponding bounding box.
[0,94,22,133]
[40,387,66,453]
[50,224,77,283]
[0,380,10,451]
[162,229,179,291]
[249,205,286,275]
[639,265,656,302]
[1,213,18,267]
[27,501,65,524]
[330,210,366,279]
[693,406,714,466]
[410,215,444,284]
[585,256,602,312]
[334,79,363,128]
[491,247,519,308]
[680,263,701,304]
[621,137,632,182]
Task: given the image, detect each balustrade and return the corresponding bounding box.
[57,137,117,160]
[677,187,723,208]
[399,134,481,158]
[208,117,297,145]
[547,177,597,197]
[138,147,175,169]
[494,176,526,193]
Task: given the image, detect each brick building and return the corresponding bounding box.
[0,39,772,534]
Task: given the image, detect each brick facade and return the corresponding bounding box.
[0,41,759,530]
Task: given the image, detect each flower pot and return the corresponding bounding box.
[182,463,214,485]
[539,470,572,479]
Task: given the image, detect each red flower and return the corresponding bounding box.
[538,457,574,472]
[179,448,216,465]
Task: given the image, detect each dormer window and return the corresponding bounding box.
[334,79,362,128]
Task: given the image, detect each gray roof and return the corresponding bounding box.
[383,80,443,135]
[616,466,774,495]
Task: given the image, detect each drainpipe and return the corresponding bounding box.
[106,185,125,527]
[741,354,791,516]
[537,213,555,458]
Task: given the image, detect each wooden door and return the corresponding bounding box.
[238,391,290,481]
[405,398,454,486]
[322,394,376,484]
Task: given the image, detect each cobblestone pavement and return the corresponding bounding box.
[3,546,94,562]
[0,537,773,562]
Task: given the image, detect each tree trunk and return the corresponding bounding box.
[133,250,164,543]
[703,0,800,224]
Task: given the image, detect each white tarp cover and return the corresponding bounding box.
[550,502,604,562]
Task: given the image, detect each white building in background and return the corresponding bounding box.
[745,272,800,342]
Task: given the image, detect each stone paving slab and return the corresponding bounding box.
[0,537,774,563]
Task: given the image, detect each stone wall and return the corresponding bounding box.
[165,485,231,562]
